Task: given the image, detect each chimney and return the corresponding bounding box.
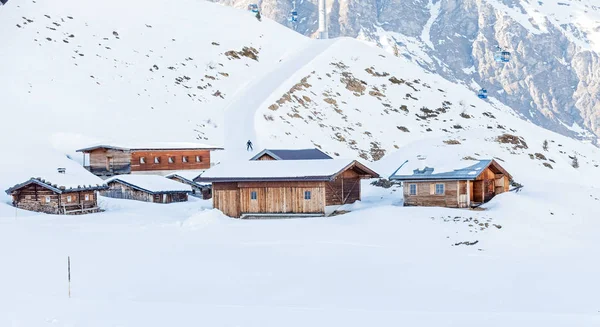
[57,168,66,174]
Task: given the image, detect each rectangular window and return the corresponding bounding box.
[66,195,72,203]
[409,184,417,195]
[140,157,146,164]
[435,183,445,195]
[182,156,189,163]
[45,196,51,203]
[85,194,90,201]
[168,156,175,164]
[154,157,160,164]
[304,191,311,200]
[250,191,257,200]
[195,155,202,162]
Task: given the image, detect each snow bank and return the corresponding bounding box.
[106,175,192,193]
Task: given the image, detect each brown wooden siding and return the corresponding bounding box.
[403,181,460,207]
[101,181,188,203]
[10,184,98,214]
[212,181,326,218]
[87,148,131,175]
[131,150,211,172]
[167,176,211,199]
[325,170,361,206]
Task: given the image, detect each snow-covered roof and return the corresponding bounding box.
[389,159,511,181]
[106,175,192,194]
[250,148,333,161]
[5,170,108,194]
[76,142,224,152]
[165,171,209,187]
[196,159,379,182]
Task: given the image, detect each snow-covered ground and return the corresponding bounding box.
[1,0,600,325]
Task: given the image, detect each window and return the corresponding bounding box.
[45,196,51,203]
[195,155,202,162]
[66,195,72,203]
[182,156,189,163]
[85,194,90,201]
[250,191,257,200]
[154,157,160,164]
[140,157,146,164]
[168,156,175,164]
[409,184,417,195]
[304,191,311,200]
[435,183,445,195]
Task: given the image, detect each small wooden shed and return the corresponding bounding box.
[196,159,379,218]
[389,159,512,208]
[5,176,107,215]
[102,175,192,203]
[166,172,212,199]
[250,148,332,161]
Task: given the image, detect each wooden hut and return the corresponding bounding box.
[76,142,223,177]
[389,159,512,208]
[196,159,379,218]
[166,172,212,199]
[102,175,192,203]
[250,148,332,161]
[5,171,107,215]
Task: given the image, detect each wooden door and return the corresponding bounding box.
[473,181,484,203]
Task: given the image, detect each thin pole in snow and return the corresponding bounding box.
[68,256,71,298]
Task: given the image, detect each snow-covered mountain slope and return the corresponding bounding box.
[213,0,600,142]
[2,1,600,326]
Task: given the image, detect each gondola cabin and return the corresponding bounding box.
[478,88,488,99]
[196,159,379,218]
[389,159,512,208]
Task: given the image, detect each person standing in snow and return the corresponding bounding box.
[246,140,253,151]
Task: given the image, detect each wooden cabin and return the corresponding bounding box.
[250,148,332,161]
[166,172,212,199]
[196,159,379,218]
[389,159,512,208]
[76,143,223,177]
[102,175,192,203]
[5,175,107,215]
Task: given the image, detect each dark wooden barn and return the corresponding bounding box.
[102,175,192,203]
[196,159,379,218]
[166,172,212,200]
[5,176,107,215]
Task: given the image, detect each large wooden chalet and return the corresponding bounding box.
[196,159,379,218]
[250,148,332,161]
[5,169,107,215]
[389,159,512,208]
[102,175,192,203]
[76,143,223,177]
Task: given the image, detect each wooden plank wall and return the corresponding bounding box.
[101,181,188,203]
[212,183,241,217]
[403,181,460,207]
[256,154,276,160]
[88,148,131,173]
[131,150,211,172]
[326,170,361,206]
[238,182,325,215]
[11,184,97,214]
[212,181,326,218]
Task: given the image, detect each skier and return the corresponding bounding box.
[246,140,253,151]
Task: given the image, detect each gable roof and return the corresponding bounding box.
[196,159,379,183]
[6,177,108,195]
[76,142,223,153]
[105,175,192,194]
[389,159,511,181]
[250,148,333,161]
[165,172,209,188]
